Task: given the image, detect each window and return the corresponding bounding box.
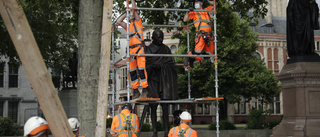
[0,63,4,88]
[108,70,113,91]
[8,102,18,122]
[0,102,3,117]
[240,97,246,114]
[204,104,210,114]
[275,94,281,114]
[234,103,239,114]
[171,45,177,53]
[269,94,281,114]
[9,64,19,88]
[197,104,203,114]
[120,68,127,90]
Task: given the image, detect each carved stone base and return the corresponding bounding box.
[271,62,320,137]
[58,89,78,118]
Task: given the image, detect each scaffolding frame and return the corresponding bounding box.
[111,0,221,136]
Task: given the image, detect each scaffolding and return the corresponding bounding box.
[112,0,222,136]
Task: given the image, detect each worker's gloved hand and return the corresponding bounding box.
[189,7,194,11]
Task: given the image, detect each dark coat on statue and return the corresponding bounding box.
[145,43,178,100]
[287,0,319,57]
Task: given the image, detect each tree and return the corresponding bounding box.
[0,0,78,69]
[77,0,103,136]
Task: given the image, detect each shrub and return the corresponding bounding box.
[0,117,23,136]
[266,116,282,129]
[141,123,152,132]
[246,109,267,129]
[208,120,236,130]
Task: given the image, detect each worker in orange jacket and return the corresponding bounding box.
[183,0,216,68]
[110,103,139,137]
[116,0,148,99]
[168,111,197,137]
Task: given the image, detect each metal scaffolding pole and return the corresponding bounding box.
[187,27,191,99]
[112,25,116,117]
[130,54,215,57]
[126,0,131,103]
[213,1,220,136]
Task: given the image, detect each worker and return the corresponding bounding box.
[68,118,84,137]
[116,0,148,99]
[110,103,139,137]
[168,111,197,137]
[24,116,49,137]
[183,0,216,68]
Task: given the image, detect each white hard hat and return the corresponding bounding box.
[24,116,49,136]
[68,118,80,131]
[179,111,192,122]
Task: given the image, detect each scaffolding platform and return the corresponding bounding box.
[115,97,223,106]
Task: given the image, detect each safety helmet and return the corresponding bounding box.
[179,111,192,122]
[122,103,132,110]
[68,118,80,131]
[24,116,49,136]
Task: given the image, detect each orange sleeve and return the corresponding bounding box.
[110,115,118,136]
[168,128,174,137]
[192,130,198,137]
[188,11,196,20]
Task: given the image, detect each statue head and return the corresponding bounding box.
[152,29,164,46]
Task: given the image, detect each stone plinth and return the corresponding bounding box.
[58,89,78,118]
[271,62,320,137]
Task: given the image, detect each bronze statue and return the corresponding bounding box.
[63,52,78,89]
[287,0,319,58]
[145,29,178,137]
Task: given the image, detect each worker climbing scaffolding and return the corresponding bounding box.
[183,0,216,68]
[116,0,148,100]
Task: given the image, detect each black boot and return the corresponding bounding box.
[140,88,148,98]
[189,57,195,68]
[132,89,140,99]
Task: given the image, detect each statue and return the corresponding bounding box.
[63,52,78,89]
[145,29,178,137]
[287,0,319,58]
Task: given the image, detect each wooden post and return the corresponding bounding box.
[0,1,73,137]
[95,0,113,136]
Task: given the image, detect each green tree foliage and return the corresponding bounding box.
[208,120,236,130]
[246,109,267,129]
[0,0,78,68]
[0,117,23,136]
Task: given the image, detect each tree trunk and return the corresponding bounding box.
[78,0,103,136]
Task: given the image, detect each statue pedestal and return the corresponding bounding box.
[58,89,78,118]
[271,62,320,137]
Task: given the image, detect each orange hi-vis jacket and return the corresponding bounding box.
[110,109,139,137]
[189,5,213,33]
[168,123,197,137]
[127,19,144,46]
